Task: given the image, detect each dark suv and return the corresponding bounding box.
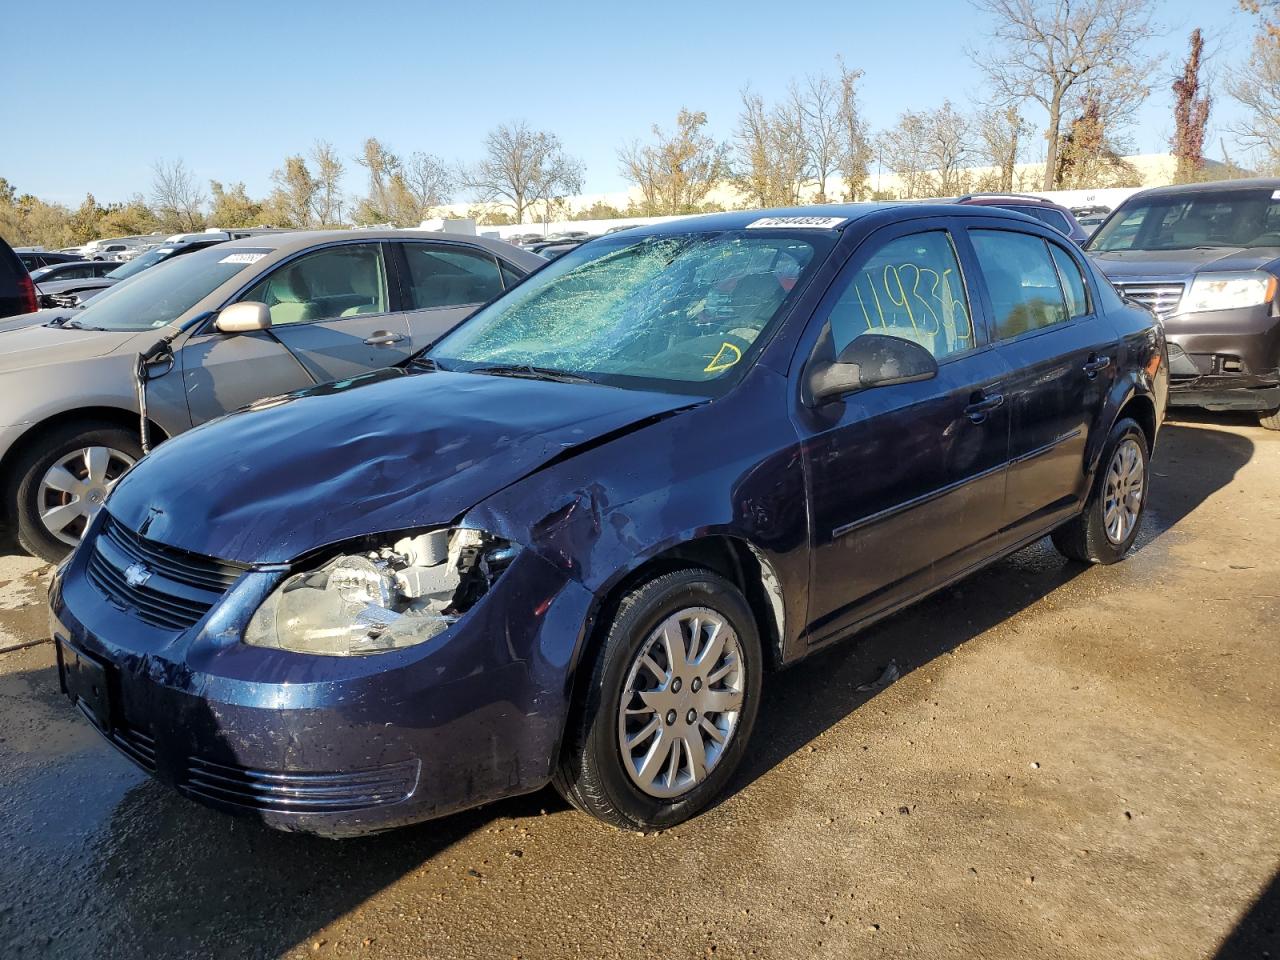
[1086,178,1280,430]
[0,236,39,319]
[958,194,1089,245]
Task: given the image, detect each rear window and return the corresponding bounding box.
[1089,190,1280,251]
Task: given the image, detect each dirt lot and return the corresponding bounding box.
[0,413,1276,960]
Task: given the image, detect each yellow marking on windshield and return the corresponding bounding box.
[704,341,743,373]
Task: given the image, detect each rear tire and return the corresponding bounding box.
[1259,406,1280,431]
[553,568,763,831]
[1051,417,1149,565]
[7,421,141,564]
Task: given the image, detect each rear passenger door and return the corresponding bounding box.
[963,224,1119,545]
[395,241,508,350]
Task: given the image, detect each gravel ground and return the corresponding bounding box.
[0,412,1276,960]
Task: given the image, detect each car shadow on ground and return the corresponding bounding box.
[1212,867,1280,958]
[731,419,1255,801]
[2,420,1259,958]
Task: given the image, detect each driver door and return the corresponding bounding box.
[181,242,414,425]
[794,221,1013,647]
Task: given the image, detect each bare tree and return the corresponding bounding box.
[310,140,345,226]
[732,89,810,207]
[150,158,206,230]
[618,109,728,214]
[836,59,873,200]
[463,121,583,225]
[970,0,1158,189]
[398,152,454,221]
[1230,35,1280,171]
[354,137,401,223]
[975,104,1033,191]
[792,74,843,202]
[881,111,933,199]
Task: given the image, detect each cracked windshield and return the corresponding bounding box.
[430,231,831,393]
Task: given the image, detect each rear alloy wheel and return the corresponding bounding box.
[554,568,763,830]
[1051,417,1149,565]
[8,422,143,563]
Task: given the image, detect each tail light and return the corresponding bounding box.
[17,272,37,314]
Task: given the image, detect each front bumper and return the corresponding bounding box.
[1163,303,1280,412]
[49,533,595,837]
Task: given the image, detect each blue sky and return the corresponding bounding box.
[0,0,1256,206]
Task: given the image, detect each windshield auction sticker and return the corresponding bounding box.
[219,253,268,264]
[745,216,848,230]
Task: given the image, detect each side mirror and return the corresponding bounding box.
[806,333,939,406]
[215,301,272,333]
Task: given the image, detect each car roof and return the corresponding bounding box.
[629,202,1042,235]
[217,229,532,261]
[1127,177,1280,200]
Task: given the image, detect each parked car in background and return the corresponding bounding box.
[530,237,595,259]
[957,194,1090,245]
[48,204,1165,837]
[0,230,544,560]
[1075,211,1109,238]
[15,249,86,271]
[29,260,120,286]
[1086,177,1280,429]
[0,236,38,319]
[36,237,229,308]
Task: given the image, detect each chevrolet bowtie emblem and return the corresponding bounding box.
[123,562,153,589]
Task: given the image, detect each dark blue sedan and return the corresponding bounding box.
[49,204,1168,836]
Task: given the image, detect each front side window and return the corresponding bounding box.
[826,230,975,360]
[429,230,834,395]
[1089,190,1280,251]
[241,243,388,326]
[401,244,503,309]
[970,230,1068,339]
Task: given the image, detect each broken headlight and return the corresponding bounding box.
[243,528,518,656]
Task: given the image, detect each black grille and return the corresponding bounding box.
[109,724,157,773]
[182,756,419,813]
[85,515,247,631]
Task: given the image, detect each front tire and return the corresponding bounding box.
[1259,406,1280,431]
[7,422,141,563]
[553,568,763,831]
[1051,417,1149,564]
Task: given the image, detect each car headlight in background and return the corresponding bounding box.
[243,528,519,656]
[1182,272,1277,314]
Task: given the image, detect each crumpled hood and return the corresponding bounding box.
[1090,246,1280,279]
[0,315,142,372]
[106,367,699,564]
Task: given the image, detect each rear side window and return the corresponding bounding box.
[970,230,1068,339]
[826,230,975,360]
[1049,244,1089,318]
[499,260,525,288]
[402,244,504,309]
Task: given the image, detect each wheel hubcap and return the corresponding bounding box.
[37,446,135,547]
[617,606,745,799]
[1102,437,1145,545]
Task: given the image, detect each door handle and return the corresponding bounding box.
[964,392,1004,424]
[1083,354,1111,378]
[364,331,407,346]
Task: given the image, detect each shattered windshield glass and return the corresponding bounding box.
[428,230,832,395]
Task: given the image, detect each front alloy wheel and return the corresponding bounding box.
[617,607,745,799]
[555,568,763,830]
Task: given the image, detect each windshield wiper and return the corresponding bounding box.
[469,363,595,384]
[45,318,104,331]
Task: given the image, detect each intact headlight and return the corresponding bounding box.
[244,528,518,656]
[1182,272,1277,314]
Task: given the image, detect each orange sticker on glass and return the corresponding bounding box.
[704,341,743,373]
